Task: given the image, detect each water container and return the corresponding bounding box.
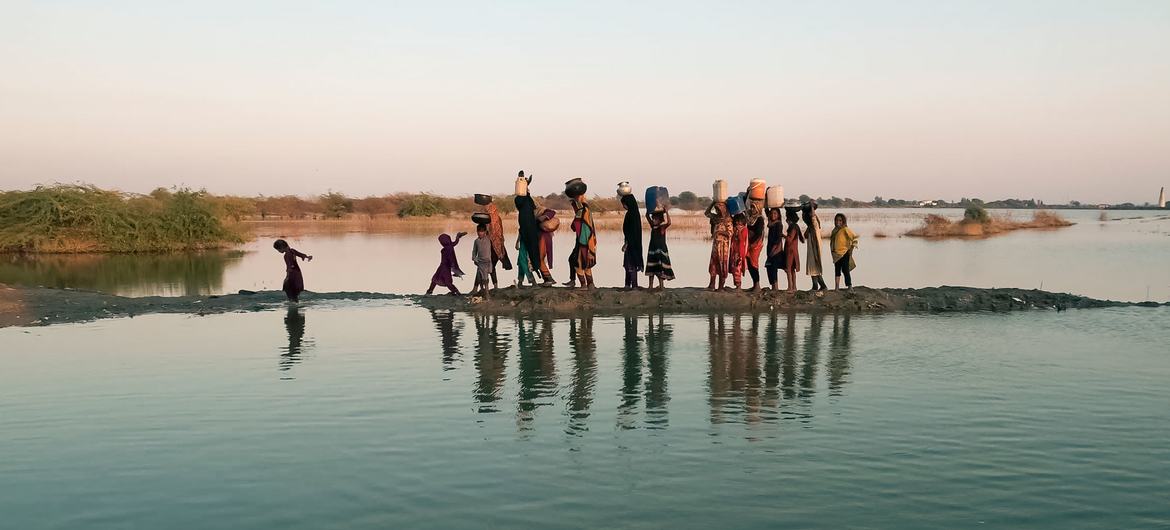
[616,181,632,197]
[748,179,766,201]
[471,212,491,225]
[645,186,669,213]
[726,195,746,216]
[713,179,729,202]
[540,212,560,232]
[565,178,587,198]
[474,194,493,206]
[515,177,528,196]
[765,186,784,208]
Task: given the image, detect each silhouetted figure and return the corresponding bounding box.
[429,309,463,370]
[827,313,853,396]
[280,305,309,375]
[620,194,644,290]
[274,239,312,302]
[473,314,509,412]
[566,316,597,435]
[617,316,642,430]
[644,313,672,428]
[427,232,467,295]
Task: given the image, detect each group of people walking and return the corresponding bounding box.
[272,173,858,302]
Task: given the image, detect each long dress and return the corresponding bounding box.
[707,203,733,277]
[645,213,675,280]
[430,234,464,287]
[282,248,309,299]
[729,223,748,282]
[765,217,785,270]
[571,200,597,275]
[485,204,512,270]
[514,195,543,275]
[746,212,765,272]
[784,224,803,273]
[621,195,644,273]
[806,214,824,277]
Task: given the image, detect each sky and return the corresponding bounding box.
[1,0,1168,204]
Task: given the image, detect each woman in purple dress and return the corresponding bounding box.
[274,239,313,302]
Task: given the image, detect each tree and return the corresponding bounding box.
[320,192,353,219]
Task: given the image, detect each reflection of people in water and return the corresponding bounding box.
[473,314,509,412]
[644,313,671,428]
[280,305,310,375]
[799,313,824,400]
[429,309,463,370]
[617,316,642,430]
[516,317,557,430]
[827,313,853,396]
[566,316,597,435]
[707,314,763,426]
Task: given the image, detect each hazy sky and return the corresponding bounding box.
[2,1,1168,203]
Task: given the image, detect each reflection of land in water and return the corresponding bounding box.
[0,251,245,297]
[429,312,854,435]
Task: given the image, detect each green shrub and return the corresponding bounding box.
[964,204,991,224]
[397,194,450,218]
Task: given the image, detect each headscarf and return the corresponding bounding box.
[438,234,464,278]
[621,194,644,269]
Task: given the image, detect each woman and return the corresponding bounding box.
[567,196,597,289]
[745,201,766,291]
[483,201,512,290]
[705,200,733,291]
[620,194,644,290]
[537,208,556,284]
[645,210,675,290]
[830,213,859,290]
[274,239,313,302]
[803,202,828,291]
[426,232,466,295]
[515,183,556,286]
[784,209,804,293]
[764,208,785,291]
[729,215,749,290]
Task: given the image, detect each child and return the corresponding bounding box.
[729,215,749,290]
[745,200,766,291]
[470,224,493,296]
[705,200,733,291]
[426,231,467,295]
[830,213,859,290]
[274,239,313,302]
[515,237,537,288]
[803,202,828,291]
[784,209,804,293]
[645,210,675,290]
[764,208,785,291]
[620,193,644,290]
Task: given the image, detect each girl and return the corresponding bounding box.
[764,208,785,291]
[567,196,597,289]
[482,200,512,289]
[426,232,467,295]
[620,194,644,290]
[830,213,859,290]
[274,239,313,302]
[784,209,804,293]
[745,201,766,291]
[803,202,828,291]
[705,200,733,291]
[729,215,749,290]
[645,209,675,290]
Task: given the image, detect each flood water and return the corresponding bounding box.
[2,209,1169,302]
[2,303,1168,528]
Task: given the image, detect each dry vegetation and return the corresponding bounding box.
[905,207,1073,238]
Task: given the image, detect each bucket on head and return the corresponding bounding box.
[748,179,766,200]
[471,212,491,225]
[765,186,784,208]
[617,181,632,197]
[726,195,746,216]
[540,211,560,232]
[515,177,528,197]
[713,179,729,202]
[474,194,493,206]
[645,186,669,213]
[565,178,587,198]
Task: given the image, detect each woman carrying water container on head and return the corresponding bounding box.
[563,178,597,290]
[705,180,734,291]
[644,185,674,290]
[618,182,644,290]
[744,179,768,292]
[513,171,556,287]
[803,201,828,292]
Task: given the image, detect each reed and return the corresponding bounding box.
[0,185,244,253]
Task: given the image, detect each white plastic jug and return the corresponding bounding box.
[712,179,729,202]
[766,186,784,208]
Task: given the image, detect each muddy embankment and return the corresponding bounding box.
[1,283,1163,328]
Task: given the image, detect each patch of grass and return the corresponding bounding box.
[0,185,244,253]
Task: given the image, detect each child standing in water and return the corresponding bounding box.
[729,215,749,290]
[803,202,828,291]
[705,200,733,291]
[784,209,804,293]
[470,224,493,297]
[426,231,467,295]
[274,239,313,302]
[830,213,859,290]
[645,210,675,290]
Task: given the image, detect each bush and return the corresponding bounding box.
[964,205,990,224]
[397,194,450,218]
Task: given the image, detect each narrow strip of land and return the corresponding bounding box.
[2,283,1161,328]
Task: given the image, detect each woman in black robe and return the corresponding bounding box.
[620,194,644,290]
[515,180,555,286]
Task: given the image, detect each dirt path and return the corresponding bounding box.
[1,283,1160,328]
